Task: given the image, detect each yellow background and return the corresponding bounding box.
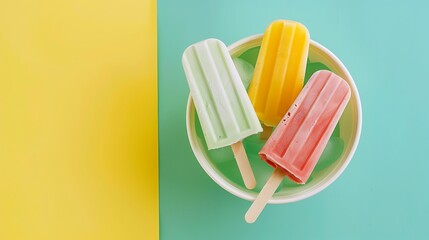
[0,0,158,239]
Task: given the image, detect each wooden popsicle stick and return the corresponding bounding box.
[259,124,273,140]
[231,141,256,189]
[245,167,284,223]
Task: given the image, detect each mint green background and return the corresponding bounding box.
[158,1,429,239]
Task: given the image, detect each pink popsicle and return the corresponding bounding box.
[245,70,351,223]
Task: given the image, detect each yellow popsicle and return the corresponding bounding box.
[248,20,310,127]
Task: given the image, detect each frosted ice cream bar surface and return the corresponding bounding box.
[245,70,351,223]
[182,39,262,189]
[260,70,351,184]
[182,39,262,149]
[248,20,310,127]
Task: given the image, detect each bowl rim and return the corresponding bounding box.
[185,34,362,204]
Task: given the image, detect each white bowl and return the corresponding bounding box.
[186,34,362,204]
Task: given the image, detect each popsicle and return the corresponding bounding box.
[248,20,310,131]
[182,39,263,189]
[245,70,351,223]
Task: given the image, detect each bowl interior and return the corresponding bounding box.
[187,35,361,203]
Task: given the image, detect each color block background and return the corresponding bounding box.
[158,0,429,239]
[0,0,157,239]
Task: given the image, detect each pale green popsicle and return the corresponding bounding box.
[182,39,262,149]
[183,39,262,189]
